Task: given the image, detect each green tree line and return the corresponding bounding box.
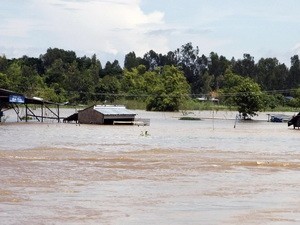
[1,43,300,114]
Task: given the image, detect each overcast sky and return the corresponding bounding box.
[1,0,300,67]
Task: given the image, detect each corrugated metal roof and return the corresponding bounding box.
[0,88,57,105]
[94,105,136,115]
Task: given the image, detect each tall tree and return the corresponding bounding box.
[21,55,44,75]
[232,53,257,80]
[76,55,92,71]
[159,51,178,67]
[175,42,206,94]
[221,70,263,119]
[101,60,123,77]
[0,72,10,89]
[287,55,300,89]
[274,63,289,91]
[124,51,143,71]
[41,48,76,69]
[143,50,160,71]
[5,61,22,92]
[208,52,228,77]
[45,59,66,85]
[201,71,213,95]
[19,64,43,96]
[208,52,230,89]
[235,79,263,119]
[256,58,279,90]
[89,54,102,84]
[64,61,93,103]
[146,66,190,111]
[176,43,199,83]
[0,55,8,72]
[95,75,121,103]
[121,65,147,100]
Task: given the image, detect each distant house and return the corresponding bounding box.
[78,105,136,125]
[196,97,219,103]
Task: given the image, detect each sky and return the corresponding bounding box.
[1,0,300,67]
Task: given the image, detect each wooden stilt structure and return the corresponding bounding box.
[0,88,61,123]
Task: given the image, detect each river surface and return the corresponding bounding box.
[0,109,299,225]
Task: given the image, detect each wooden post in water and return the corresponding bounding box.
[57,104,60,123]
[234,114,239,128]
[212,110,215,130]
[41,104,44,123]
[25,104,28,122]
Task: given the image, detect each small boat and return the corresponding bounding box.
[270,115,283,122]
[267,114,291,123]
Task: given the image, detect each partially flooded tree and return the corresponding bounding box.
[234,78,263,119]
[221,70,263,119]
[146,65,190,111]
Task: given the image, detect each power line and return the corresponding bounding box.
[29,87,299,99]
[63,88,298,98]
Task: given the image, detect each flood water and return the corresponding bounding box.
[0,109,299,225]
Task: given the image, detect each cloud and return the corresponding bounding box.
[0,0,167,61]
[146,29,177,36]
[292,43,300,54]
[40,1,164,37]
[1,0,298,67]
[0,18,33,38]
[146,27,213,37]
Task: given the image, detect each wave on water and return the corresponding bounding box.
[232,160,300,170]
[1,147,299,172]
[128,148,198,154]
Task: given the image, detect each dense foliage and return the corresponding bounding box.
[220,70,263,118]
[1,43,300,113]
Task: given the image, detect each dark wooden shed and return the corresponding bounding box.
[78,105,136,125]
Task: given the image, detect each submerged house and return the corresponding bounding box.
[78,105,136,125]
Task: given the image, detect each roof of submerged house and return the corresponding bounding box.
[93,105,136,116]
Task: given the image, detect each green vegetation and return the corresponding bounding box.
[220,70,264,118]
[1,43,300,116]
[145,66,190,111]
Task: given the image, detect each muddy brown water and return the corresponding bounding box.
[0,110,299,224]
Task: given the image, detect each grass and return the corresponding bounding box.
[180,99,235,111]
[111,99,147,110]
[20,98,300,113]
[107,99,300,112]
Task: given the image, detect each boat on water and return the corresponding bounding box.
[267,113,291,123]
